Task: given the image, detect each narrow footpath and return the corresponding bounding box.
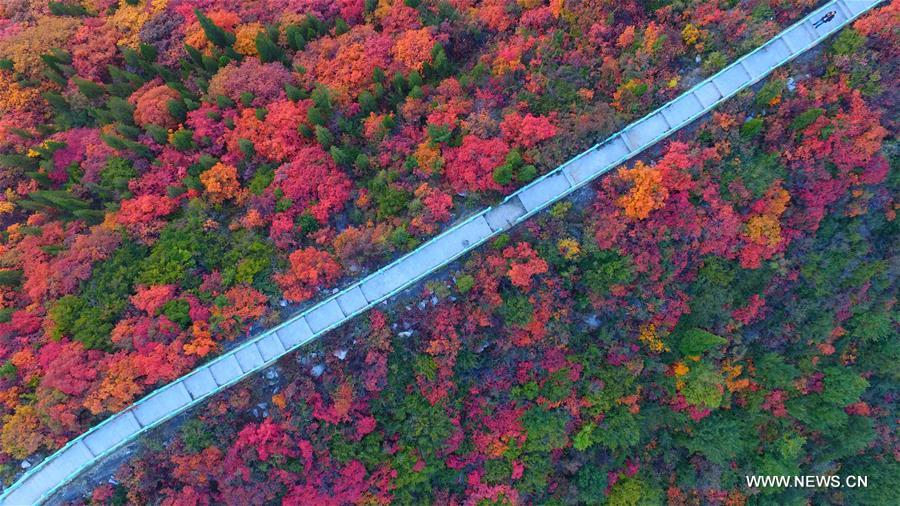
[2,1,881,503]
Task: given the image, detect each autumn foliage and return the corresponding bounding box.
[276,247,342,303]
[0,0,894,500]
[444,135,509,193]
[200,162,241,204]
[130,82,182,129]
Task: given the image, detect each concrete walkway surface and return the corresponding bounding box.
[1,1,881,503]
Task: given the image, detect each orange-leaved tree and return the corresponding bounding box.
[276,247,342,303]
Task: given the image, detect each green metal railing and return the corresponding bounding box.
[2,1,881,503]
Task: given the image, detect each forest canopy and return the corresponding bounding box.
[0,0,897,504]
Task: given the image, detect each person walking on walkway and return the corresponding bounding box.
[813,11,836,28]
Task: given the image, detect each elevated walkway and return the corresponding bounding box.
[1,1,881,503]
